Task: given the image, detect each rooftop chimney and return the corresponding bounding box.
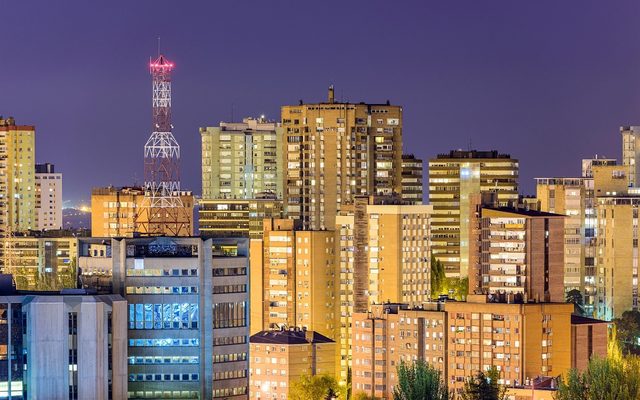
[328,85,335,103]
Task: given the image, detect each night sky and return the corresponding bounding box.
[2,1,640,206]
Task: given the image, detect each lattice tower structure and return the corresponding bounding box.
[136,54,191,236]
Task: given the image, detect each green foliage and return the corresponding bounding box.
[289,374,341,400]
[460,367,507,400]
[392,359,450,400]
[555,332,640,400]
[430,255,446,298]
[613,310,640,355]
[565,289,586,316]
[430,256,468,301]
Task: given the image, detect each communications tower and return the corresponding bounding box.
[136,54,192,236]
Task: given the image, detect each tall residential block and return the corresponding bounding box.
[282,87,403,230]
[200,117,284,200]
[78,237,250,399]
[0,117,36,232]
[250,219,336,338]
[249,329,335,399]
[199,197,284,239]
[90,186,194,237]
[0,280,128,400]
[474,207,565,303]
[333,197,431,384]
[352,298,587,399]
[621,126,640,187]
[595,195,640,320]
[401,154,423,204]
[536,178,597,313]
[429,150,519,278]
[35,163,62,230]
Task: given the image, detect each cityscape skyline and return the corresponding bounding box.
[3,1,640,206]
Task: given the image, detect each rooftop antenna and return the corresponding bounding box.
[157,36,161,57]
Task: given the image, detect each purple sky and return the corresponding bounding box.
[2,1,640,206]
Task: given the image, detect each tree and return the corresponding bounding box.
[566,289,586,316]
[430,255,446,298]
[460,367,507,400]
[392,359,450,400]
[290,374,341,400]
[555,330,640,400]
[354,393,376,400]
[613,310,640,355]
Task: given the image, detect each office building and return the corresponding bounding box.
[200,117,284,200]
[282,87,403,230]
[352,297,598,399]
[429,150,519,278]
[621,126,640,187]
[35,163,62,230]
[0,117,36,232]
[90,186,194,237]
[250,219,335,338]
[249,329,335,399]
[0,277,127,400]
[199,197,284,239]
[78,236,250,399]
[0,235,77,290]
[473,207,565,303]
[401,154,423,204]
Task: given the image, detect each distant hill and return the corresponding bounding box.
[63,208,91,230]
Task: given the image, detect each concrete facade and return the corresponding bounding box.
[78,236,250,399]
[34,163,62,231]
[0,291,127,400]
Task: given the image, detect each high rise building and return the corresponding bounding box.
[78,237,250,399]
[595,195,640,320]
[472,207,565,303]
[0,235,77,290]
[581,156,617,178]
[0,278,127,400]
[198,198,284,239]
[621,126,640,187]
[536,178,596,312]
[35,163,62,230]
[429,150,519,278]
[352,298,604,399]
[0,117,36,232]
[90,186,194,237]
[281,87,403,230]
[249,329,335,399]
[200,117,284,200]
[401,154,423,204]
[333,196,431,384]
[250,219,335,337]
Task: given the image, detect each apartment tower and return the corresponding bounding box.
[281,87,403,230]
[429,150,519,278]
[35,163,63,230]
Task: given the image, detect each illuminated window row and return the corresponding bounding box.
[126,268,199,277]
[128,356,199,365]
[213,369,247,380]
[128,303,199,330]
[212,284,247,294]
[128,391,198,399]
[214,335,247,346]
[126,286,198,295]
[213,387,247,398]
[128,338,199,347]
[128,373,199,382]
[213,352,247,363]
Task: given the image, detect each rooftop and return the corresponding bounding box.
[250,329,334,345]
[435,150,512,160]
[571,314,609,325]
[482,206,565,218]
